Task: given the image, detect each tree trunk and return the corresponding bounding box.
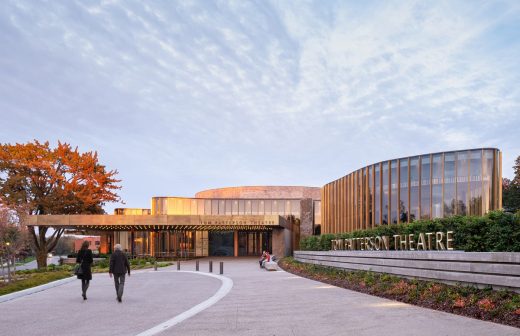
[6,255,11,283]
[36,250,48,269]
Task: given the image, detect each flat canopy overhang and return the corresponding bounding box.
[27,214,287,231]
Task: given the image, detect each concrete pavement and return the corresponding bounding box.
[167,258,520,336]
[0,257,519,336]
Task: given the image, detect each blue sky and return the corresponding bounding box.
[1,0,519,213]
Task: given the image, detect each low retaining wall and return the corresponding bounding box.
[294,250,520,291]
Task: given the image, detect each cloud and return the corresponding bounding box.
[0,0,519,212]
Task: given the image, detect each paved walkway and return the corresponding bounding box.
[0,257,519,336]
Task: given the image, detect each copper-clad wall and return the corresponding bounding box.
[321,148,502,234]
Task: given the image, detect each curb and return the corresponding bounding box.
[0,276,76,303]
[135,271,234,336]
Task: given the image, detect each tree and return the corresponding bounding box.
[503,155,520,213]
[0,140,121,268]
[0,204,28,282]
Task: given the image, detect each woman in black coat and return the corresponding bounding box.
[76,241,93,300]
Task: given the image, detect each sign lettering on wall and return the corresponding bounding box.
[331,231,454,251]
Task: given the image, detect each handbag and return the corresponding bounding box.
[74,263,83,276]
[74,254,84,276]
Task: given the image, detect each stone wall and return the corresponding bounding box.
[294,250,520,291]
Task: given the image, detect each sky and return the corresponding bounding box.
[0,0,519,214]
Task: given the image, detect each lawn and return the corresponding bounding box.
[0,259,174,296]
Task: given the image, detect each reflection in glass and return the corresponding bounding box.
[368,166,373,226]
[264,200,271,214]
[272,200,278,214]
[191,200,197,215]
[399,159,409,223]
[197,199,205,215]
[483,149,494,213]
[375,164,381,225]
[362,168,367,225]
[410,157,420,222]
[278,200,285,215]
[291,200,300,217]
[211,200,219,215]
[444,153,456,216]
[232,200,238,215]
[225,200,232,215]
[456,152,469,215]
[219,200,226,215]
[259,200,265,214]
[183,199,191,215]
[245,200,252,215]
[238,200,245,215]
[390,160,398,224]
[469,150,482,215]
[432,154,443,218]
[252,200,259,215]
[313,201,321,225]
[420,155,431,219]
[382,162,389,225]
[204,200,212,215]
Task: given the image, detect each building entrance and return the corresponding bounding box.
[238,231,271,256]
[208,231,234,256]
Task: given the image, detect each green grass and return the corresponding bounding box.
[0,260,174,296]
[0,271,71,296]
[15,256,36,266]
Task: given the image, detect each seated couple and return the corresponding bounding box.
[259,250,273,268]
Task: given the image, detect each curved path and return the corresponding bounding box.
[1,258,519,336]
[168,258,520,336]
[0,268,226,336]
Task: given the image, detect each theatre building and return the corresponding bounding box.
[29,186,321,257]
[321,148,502,234]
[27,148,502,256]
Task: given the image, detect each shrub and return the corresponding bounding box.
[300,210,520,252]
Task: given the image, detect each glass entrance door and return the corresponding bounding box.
[238,231,271,256]
[208,231,234,256]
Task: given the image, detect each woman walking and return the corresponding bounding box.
[76,241,93,300]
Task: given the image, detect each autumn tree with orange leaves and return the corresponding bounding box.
[0,140,121,268]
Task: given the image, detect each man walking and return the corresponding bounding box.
[109,244,130,303]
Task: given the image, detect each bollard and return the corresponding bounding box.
[177,260,180,271]
[196,260,199,271]
[209,260,213,273]
[219,261,224,275]
[154,260,158,271]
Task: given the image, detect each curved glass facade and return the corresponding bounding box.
[321,148,502,234]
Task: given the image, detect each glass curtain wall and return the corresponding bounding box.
[420,155,431,219]
[390,160,398,224]
[382,162,389,225]
[432,154,443,218]
[321,148,501,234]
[399,159,409,223]
[410,157,420,221]
[375,164,381,225]
[444,153,456,216]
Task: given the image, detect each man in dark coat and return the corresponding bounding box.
[109,244,131,302]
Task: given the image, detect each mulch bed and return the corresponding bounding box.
[279,258,520,329]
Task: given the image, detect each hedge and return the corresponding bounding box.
[300,210,520,252]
